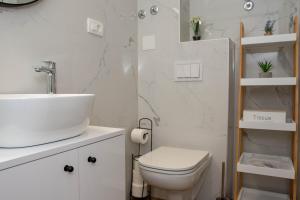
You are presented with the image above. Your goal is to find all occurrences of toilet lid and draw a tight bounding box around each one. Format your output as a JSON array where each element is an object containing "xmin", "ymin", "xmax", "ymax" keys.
[{"xmin": 138, "ymin": 146, "xmax": 209, "ymax": 171}]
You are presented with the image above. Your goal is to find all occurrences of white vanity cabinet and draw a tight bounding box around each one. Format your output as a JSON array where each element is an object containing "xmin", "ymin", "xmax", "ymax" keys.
[
  {"xmin": 0, "ymin": 126, "xmax": 125, "ymax": 200},
  {"xmin": 0, "ymin": 149, "xmax": 79, "ymax": 200},
  {"xmin": 79, "ymin": 136, "xmax": 125, "ymax": 200}
]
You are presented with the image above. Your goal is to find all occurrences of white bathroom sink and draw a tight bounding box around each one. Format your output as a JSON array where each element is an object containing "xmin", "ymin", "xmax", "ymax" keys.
[{"xmin": 0, "ymin": 94, "xmax": 95, "ymax": 148}]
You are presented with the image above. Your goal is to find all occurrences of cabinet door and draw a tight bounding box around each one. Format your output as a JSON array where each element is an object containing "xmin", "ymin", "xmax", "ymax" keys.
[
  {"xmin": 79, "ymin": 135, "xmax": 125, "ymax": 200},
  {"xmin": 0, "ymin": 149, "xmax": 79, "ymax": 200}
]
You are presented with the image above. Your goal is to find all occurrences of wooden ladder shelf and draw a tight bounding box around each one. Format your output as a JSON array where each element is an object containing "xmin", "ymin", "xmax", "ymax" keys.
[{"xmin": 234, "ymin": 16, "xmax": 299, "ymax": 200}]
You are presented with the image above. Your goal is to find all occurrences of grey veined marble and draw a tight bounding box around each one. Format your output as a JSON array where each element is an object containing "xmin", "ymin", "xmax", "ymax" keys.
[
  {"xmin": 138, "ymin": 0, "xmax": 299, "ymax": 199},
  {"xmin": 0, "ymin": 0, "xmax": 138, "ymax": 198}
]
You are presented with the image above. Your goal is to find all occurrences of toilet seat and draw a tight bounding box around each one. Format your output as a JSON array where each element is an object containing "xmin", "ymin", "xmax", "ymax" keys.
[{"xmin": 138, "ymin": 146, "xmax": 209, "ymax": 175}]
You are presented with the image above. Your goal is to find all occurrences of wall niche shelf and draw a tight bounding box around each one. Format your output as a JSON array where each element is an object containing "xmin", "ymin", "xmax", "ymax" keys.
[
  {"xmin": 241, "ymin": 77, "xmax": 297, "ymax": 86},
  {"xmin": 242, "ymin": 33, "xmax": 296, "ymax": 52},
  {"xmin": 234, "ymin": 16, "xmax": 299, "ymax": 200},
  {"xmin": 238, "ymin": 187, "xmax": 290, "ymax": 200},
  {"xmin": 237, "ymin": 153, "xmax": 295, "ymax": 179},
  {"xmin": 239, "ymin": 120, "xmax": 296, "ymax": 131}
]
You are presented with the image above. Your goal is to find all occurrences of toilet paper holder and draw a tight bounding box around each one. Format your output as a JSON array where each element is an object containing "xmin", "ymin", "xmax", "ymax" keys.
[
  {"xmin": 130, "ymin": 118, "xmax": 153, "ymax": 200},
  {"xmin": 138, "ymin": 118, "xmax": 153, "ymax": 154}
]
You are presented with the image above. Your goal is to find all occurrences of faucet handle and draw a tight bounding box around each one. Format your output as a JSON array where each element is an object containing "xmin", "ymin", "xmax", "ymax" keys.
[
  {"xmin": 33, "ymin": 65, "xmax": 42, "ymax": 72},
  {"xmin": 43, "ymin": 61, "xmax": 56, "ymax": 68}
]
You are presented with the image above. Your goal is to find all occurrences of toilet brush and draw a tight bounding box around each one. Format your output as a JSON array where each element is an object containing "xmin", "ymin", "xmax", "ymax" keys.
[{"xmin": 216, "ymin": 162, "xmax": 231, "ymax": 200}]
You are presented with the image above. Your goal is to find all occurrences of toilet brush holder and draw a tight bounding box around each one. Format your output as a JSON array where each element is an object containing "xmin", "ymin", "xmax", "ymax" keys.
[{"xmin": 216, "ymin": 161, "xmax": 231, "ymax": 200}]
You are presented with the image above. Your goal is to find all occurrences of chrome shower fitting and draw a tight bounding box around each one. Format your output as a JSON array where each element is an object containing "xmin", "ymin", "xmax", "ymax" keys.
[
  {"xmin": 150, "ymin": 5, "xmax": 159, "ymax": 15},
  {"xmin": 138, "ymin": 9, "xmax": 146, "ymax": 19},
  {"xmin": 244, "ymin": 0, "xmax": 254, "ymax": 11}
]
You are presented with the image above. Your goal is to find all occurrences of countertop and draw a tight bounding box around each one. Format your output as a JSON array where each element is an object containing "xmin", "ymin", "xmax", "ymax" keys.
[{"xmin": 0, "ymin": 126, "xmax": 125, "ymax": 171}]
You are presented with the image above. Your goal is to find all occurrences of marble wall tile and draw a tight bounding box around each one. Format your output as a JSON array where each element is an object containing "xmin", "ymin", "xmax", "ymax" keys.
[
  {"xmin": 0, "ymin": 0, "xmax": 138, "ymax": 198},
  {"xmin": 138, "ymin": 1, "xmax": 234, "ymax": 199},
  {"xmin": 189, "ymin": 0, "xmax": 298, "ymax": 40},
  {"xmin": 138, "ymin": 0, "xmax": 299, "ymax": 198}
]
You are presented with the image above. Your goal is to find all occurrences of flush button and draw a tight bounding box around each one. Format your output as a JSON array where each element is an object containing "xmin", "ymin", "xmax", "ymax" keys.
[
  {"xmin": 190, "ymin": 63, "xmax": 200, "ymax": 78},
  {"xmin": 175, "ymin": 64, "xmax": 186, "ymax": 78},
  {"xmin": 183, "ymin": 64, "xmax": 191, "ymax": 78}
]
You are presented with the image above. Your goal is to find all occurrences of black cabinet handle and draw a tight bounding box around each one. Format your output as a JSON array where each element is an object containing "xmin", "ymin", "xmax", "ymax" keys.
[
  {"xmin": 64, "ymin": 165, "xmax": 74, "ymax": 173},
  {"xmin": 88, "ymin": 156, "xmax": 97, "ymax": 164}
]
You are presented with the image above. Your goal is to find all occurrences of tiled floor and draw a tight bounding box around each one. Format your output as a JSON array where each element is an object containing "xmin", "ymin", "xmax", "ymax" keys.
[{"xmin": 131, "ymin": 197, "xmax": 161, "ymax": 200}]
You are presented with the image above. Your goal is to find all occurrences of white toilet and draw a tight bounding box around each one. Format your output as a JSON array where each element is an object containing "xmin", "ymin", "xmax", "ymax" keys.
[{"xmin": 138, "ymin": 146, "xmax": 211, "ymax": 200}]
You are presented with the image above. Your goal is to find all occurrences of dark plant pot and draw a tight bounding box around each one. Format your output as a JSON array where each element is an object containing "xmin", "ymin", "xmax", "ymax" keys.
[{"xmin": 193, "ymin": 36, "xmax": 201, "ymax": 41}]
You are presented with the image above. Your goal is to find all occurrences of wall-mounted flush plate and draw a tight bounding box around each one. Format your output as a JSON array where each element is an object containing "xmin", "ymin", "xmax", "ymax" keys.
[
  {"xmin": 87, "ymin": 18, "xmax": 104, "ymax": 37},
  {"xmin": 174, "ymin": 60, "xmax": 203, "ymax": 82}
]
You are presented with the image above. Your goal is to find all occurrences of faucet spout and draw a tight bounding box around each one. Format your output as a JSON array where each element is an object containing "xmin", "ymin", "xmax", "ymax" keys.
[{"xmin": 34, "ymin": 61, "xmax": 57, "ymax": 94}]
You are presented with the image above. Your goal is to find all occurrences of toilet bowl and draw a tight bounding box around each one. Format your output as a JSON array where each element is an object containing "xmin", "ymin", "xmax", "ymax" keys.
[{"xmin": 138, "ymin": 146, "xmax": 211, "ymax": 200}]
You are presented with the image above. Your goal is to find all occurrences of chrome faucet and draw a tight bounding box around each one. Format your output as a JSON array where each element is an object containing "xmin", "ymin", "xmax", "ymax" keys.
[{"xmin": 34, "ymin": 61, "xmax": 56, "ymax": 94}]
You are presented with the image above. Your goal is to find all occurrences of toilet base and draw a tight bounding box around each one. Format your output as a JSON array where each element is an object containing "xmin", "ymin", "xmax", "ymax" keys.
[
  {"xmin": 151, "ymin": 162, "xmax": 210, "ymax": 200},
  {"xmin": 166, "ymin": 189, "xmax": 193, "ymax": 200}
]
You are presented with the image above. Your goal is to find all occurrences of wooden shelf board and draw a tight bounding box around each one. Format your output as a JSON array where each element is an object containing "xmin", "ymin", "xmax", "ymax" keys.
[
  {"xmin": 238, "ymin": 187, "xmax": 290, "ymax": 200},
  {"xmin": 239, "ymin": 120, "xmax": 296, "ymax": 131},
  {"xmin": 237, "ymin": 153, "xmax": 295, "ymax": 179},
  {"xmin": 241, "ymin": 77, "xmax": 297, "ymax": 86}
]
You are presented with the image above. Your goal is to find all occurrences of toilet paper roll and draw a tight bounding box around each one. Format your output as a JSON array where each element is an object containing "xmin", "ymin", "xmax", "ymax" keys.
[
  {"xmin": 132, "ymin": 183, "xmax": 148, "ymax": 198},
  {"xmin": 133, "ymin": 159, "xmax": 140, "ymax": 171},
  {"xmin": 133, "ymin": 170, "xmax": 144, "ymax": 185},
  {"xmin": 131, "ymin": 129, "xmax": 149, "ymax": 144}
]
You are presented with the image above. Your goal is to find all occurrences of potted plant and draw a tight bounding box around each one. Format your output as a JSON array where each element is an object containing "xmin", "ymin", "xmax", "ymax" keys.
[
  {"xmin": 191, "ymin": 16, "xmax": 202, "ymax": 41},
  {"xmin": 264, "ymin": 20, "xmax": 275, "ymax": 35},
  {"xmin": 258, "ymin": 60, "xmax": 273, "ymax": 78}
]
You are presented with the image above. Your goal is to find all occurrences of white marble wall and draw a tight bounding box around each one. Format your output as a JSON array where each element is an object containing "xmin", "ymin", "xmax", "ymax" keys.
[
  {"xmin": 189, "ymin": 0, "xmax": 297, "ymax": 40},
  {"xmin": 138, "ymin": 0, "xmax": 234, "ymax": 199},
  {"xmin": 0, "ymin": 0, "xmax": 138, "ymax": 198},
  {"xmin": 138, "ymin": 0, "xmax": 299, "ymax": 198}
]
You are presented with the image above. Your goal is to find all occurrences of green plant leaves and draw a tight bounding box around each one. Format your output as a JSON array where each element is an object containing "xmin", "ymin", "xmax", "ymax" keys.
[{"xmin": 258, "ymin": 60, "xmax": 272, "ymax": 73}]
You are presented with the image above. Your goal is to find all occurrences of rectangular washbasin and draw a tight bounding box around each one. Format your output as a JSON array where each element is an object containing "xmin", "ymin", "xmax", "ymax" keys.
[{"xmin": 0, "ymin": 94, "xmax": 95, "ymax": 148}]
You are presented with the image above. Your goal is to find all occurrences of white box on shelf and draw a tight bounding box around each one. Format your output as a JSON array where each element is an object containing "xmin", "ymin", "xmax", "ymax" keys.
[
  {"xmin": 239, "ymin": 120, "xmax": 296, "ymax": 131},
  {"xmin": 238, "ymin": 187, "xmax": 290, "ymax": 200},
  {"xmin": 237, "ymin": 153, "xmax": 295, "ymax": 179},
  {"xmin": 243, "ymin": 110, "xmax": 286, "ymax": 123}
]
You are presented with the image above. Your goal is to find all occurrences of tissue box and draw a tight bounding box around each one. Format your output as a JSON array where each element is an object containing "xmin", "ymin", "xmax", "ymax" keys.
[{"xmin": 243, "ymin": 110, "xmax": 286, "ymax": 123}]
